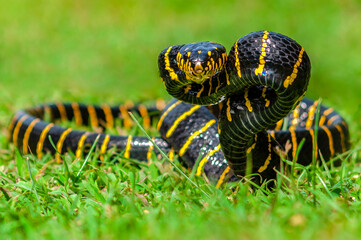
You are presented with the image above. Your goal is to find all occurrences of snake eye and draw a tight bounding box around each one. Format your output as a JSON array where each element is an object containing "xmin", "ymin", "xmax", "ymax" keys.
[{"xmin": 211, "ymin": 51, "xmax": 219, "ymax": 59}]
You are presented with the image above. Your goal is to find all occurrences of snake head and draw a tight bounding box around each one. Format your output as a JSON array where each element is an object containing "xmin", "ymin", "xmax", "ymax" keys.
[{"xmin": 176, "ymin": 42, "xmax": 227, "ymax": 84}]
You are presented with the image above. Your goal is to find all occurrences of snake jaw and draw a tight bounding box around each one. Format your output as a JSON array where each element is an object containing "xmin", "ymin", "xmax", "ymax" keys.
[
  {"xmin": 184, "ymin": 61, "xmax": 209, "ymax": 84},
  {"xmin": 182, "ymin": 58, "xmax": 227, "ymax": 84}
]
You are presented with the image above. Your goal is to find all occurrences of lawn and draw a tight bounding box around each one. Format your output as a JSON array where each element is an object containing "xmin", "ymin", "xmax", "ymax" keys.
[{"xmin": 1, "ymin": 0, "xmax": 361, "ymax": 239}]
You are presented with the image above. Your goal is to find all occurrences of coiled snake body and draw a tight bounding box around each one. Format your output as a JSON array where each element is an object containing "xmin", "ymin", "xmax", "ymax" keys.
[{"xmin": 8, "ymin": 31, "xmax": 350, "ymax": 186}]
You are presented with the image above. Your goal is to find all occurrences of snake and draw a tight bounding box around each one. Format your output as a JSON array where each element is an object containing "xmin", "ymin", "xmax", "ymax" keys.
[{"xmin": 8, "ymin": 30, "xmax": 350, "ymax": 187}]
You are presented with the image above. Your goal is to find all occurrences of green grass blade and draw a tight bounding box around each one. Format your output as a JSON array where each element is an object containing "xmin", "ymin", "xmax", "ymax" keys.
[
  {"xmin": 26, "ymin": 156, "xmax": 47, "ymax": 215},
  {"xmin": 76, "ymin": 134, "xmax": 100, "ymax": 178}
]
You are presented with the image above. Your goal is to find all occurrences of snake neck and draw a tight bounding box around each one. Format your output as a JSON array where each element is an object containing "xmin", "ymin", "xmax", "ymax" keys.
[{"xmin": 218, "ymin": 31, "xmax": 311, "ymax": 177}]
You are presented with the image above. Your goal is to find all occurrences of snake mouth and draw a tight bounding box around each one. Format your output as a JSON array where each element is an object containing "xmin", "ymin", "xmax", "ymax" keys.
[
  {"xmin": 194, "ymin": 63, "xmax": 203, "ymax": 74},
  {"xmin": 185, "ymin": 61, "xmax": 209, "ymax": 83},
  {"xmin": 180, "ymin": 59, "xmax": 226, "ymax": 84}
]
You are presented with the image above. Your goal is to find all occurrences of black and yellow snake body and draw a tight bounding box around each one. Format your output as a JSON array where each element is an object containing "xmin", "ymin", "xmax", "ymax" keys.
[{"xmin": 8, "ymin": 31, "xmax": 350, "ymax": 186}]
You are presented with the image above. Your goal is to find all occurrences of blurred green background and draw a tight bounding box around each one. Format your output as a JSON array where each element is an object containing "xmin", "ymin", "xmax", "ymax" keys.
[{"xmin": 0, "ymin": 0, "xmax": 360, "ymax": 138}]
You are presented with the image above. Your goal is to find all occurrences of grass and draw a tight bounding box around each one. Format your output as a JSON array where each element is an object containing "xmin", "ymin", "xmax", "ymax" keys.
[
  {"xmin": 1, "ymin": 0, "xmax": 361, "ymax": 239},
  {"xmin": 1, "ymin": 146, "xmax": 361, "ymax": 239}
]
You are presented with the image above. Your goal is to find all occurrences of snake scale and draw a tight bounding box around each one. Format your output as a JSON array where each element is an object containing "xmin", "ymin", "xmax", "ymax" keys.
[{"xmin": 8, "ymin": 31, "xmax": 350, "ymax": 187}]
